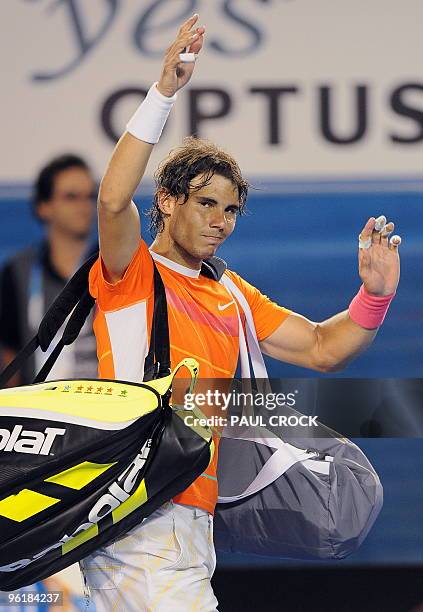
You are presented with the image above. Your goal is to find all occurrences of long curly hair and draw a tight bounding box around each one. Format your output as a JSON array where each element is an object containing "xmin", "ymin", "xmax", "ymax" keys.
[{"xmin": 146, "ymin": 137, "xmax": 249, "ymax": 236}]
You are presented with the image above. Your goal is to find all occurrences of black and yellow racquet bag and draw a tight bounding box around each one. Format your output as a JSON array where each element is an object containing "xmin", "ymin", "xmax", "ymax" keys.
[{"xmin": 0, "ymin": 255, "xmax": 213, "ymax": 591}]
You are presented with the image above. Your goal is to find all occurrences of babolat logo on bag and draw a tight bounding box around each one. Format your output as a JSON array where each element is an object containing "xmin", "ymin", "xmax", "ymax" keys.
[
  {"xmin": 0, "ymin": 358, "xmax": 212, "ymax": 591},
  {"xmin": 0, "ymin": 425, "xmax": 65, "ymax": 455},
  {"xmin": 0, "ymin": 437, "xmax": 153, "ymax": 572}
]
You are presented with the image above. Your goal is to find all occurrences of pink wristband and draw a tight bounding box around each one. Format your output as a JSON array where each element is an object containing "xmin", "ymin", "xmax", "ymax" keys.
[{"xmin": 348, "ymin": 285, "xmax": 395, "ymax": 329}]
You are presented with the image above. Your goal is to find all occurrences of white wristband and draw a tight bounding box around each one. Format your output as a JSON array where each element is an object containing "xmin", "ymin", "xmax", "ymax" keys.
[{"xmin": 126, "ymin": 82, "xmax": 177, "ymax": 144}]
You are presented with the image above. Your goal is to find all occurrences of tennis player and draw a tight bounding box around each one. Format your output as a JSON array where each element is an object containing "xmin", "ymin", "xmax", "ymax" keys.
[{"xmin": 80, "ymin": 13, "xmax": 401, "ymax": 611}]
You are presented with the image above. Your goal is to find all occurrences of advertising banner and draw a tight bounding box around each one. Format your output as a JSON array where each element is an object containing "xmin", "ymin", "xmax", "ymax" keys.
[{"xmin": 2, "ymin": 0, "xmax": 423, "ymax": 182}]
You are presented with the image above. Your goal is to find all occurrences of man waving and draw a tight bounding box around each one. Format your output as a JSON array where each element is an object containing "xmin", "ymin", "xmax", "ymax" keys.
[{"xmin": 81, "ymin": 14, "xmax": 401, "ymax": 611}]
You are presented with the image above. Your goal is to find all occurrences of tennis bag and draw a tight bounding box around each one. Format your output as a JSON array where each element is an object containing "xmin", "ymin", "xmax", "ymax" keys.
[
  {"xmin": 213, "ymin": 275, "xmax": 383, "ymax": 560},
  {"xmin": 214, "ymin": 400, "xmax": 383, "ymax": 560},
  {"xmin": 0, "ymin": 256, "xmax": 213, "ymax": 591}
]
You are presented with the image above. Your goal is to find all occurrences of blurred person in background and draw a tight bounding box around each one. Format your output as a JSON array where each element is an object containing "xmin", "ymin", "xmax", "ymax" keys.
[{"xmin": 0, "ymin": 153, "xmax": 98, "ymax": 385}]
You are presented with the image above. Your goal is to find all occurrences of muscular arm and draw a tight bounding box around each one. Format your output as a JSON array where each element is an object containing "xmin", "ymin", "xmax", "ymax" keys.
[
  {"xmin": 98, "ymin": 134, "xmax": 149, "ymax": 283},
  {"xmin": 261, "ymin": 216, "xmax": 401, "ymax": 373},
  {"xmin": 98, "ymin": 14, "xmax": 205, "ymax": 283},
  {"xmin": 260, "ymin": 311, "xmax": 376, "ymax": 373}
]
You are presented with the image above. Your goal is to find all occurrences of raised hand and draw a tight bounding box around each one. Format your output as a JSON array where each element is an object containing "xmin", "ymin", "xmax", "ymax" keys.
[
  {"xmin": 358, "ymin": 215, "xmax": 401, "ymax": 296},
  {"xmin": 157, "ymin": 14, "xmax": 205, "ymax": 98}
]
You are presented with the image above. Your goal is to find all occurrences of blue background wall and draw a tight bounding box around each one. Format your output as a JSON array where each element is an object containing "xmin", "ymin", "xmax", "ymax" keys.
[
  {"xmin": 215, "ymin": 186, "xmax": 422, "ymax": 379},
  {"xmin": 0, "ymin": 185, "xmax": 423, "ymax": 378},
  {"xmin": 3, "ymin": 183, "xmax": 421, "ymax": 377}
]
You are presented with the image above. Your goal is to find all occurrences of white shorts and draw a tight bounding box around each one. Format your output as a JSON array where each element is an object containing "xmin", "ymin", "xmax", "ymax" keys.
[{"xmin": 79, "ymin": 501, "xmax": 218, "ymax": 611}]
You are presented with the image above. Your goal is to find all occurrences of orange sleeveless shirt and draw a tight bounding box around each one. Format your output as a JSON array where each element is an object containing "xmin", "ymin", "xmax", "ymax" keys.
[{"xmin": 89, "ymin": 240, "xmax": 290, "ymax": 514}]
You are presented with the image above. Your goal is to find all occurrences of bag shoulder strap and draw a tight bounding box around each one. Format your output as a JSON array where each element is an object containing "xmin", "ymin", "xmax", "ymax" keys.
[
  {"xmin": 201, "ymin": 256, "xmax": 227, "ymax": 281},
  {"xmin": 143, "ymin": 254, "xmax": 227, "ymax": 379},
  {"xmin": 220, "ymin": 273, "xmax": 269, "ymax": 379},
  {"xmin": 0, "ymin": 251, "xmax": 171, "ymax": 387},
  {"xmin": 0, "ymin": 253, "xmax": 98, "ymax": 387},
  {"xmin": 143, "ymin": 263, "xmax": 170, "ymax": 381},
  {"xmin": 218, "ymin": 429, "xmax": 325, "ymax": 503}
]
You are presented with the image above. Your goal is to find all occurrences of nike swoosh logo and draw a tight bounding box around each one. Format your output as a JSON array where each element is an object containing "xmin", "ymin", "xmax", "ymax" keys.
[{"xmin": 218, "ymin": 301, "xmax": 235, "ymax": 311}]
